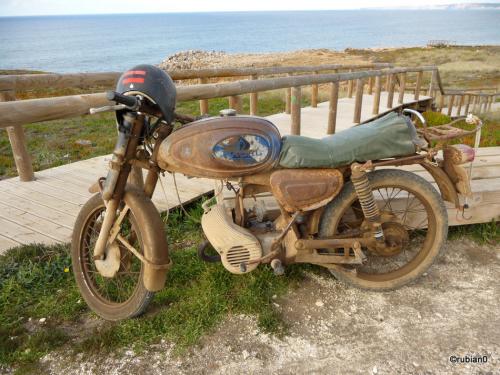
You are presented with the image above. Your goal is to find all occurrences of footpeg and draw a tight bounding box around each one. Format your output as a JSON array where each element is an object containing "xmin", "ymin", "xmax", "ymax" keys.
[{"xmin": 271, "ymin": 259, "xmax": 285, "ymax": 276}]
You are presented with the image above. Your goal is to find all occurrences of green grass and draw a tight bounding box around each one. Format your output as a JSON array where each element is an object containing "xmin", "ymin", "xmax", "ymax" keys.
[
  {"xmin": 420, "ymin": 111, "xmax": 500, "ymax": 147},
  {"xmin": 0, "ymin": 200, "xmax": 309, "ymax": 370},
  {"xmin": 449, "ymin": 221, "xmax": 499, "ymax": 244}
]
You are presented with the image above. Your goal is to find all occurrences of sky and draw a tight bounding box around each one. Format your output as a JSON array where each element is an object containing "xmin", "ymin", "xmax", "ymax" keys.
[{"xmin": 1, "ymin": 0, "xmax": 498, "ymax": 16}]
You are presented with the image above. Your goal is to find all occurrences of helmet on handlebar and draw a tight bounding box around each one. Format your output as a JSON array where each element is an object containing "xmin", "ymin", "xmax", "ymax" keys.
[{"xmin": 115, "ymin": 64, "xmax": 176, "ymax": 124}]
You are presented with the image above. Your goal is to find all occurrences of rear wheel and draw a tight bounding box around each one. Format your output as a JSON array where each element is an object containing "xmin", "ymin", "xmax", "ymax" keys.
[
  {"xmin": 71, "ymin": 194, "xmax": 154, "ymax": 320},
  {"xmin": 319, "ymin": 169, "xmax": 448, "ymax": 290}
]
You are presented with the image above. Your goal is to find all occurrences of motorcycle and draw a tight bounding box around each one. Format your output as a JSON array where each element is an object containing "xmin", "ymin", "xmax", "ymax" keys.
[{"xmin": 71, "ymin": 65, "xmax": 482, "ymax": 320}]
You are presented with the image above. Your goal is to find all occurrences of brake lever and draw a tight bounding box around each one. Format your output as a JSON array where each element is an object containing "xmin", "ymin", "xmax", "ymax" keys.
[{"xmin": 89, "ymin": 104, "xmax": 127, "ymax": 115}]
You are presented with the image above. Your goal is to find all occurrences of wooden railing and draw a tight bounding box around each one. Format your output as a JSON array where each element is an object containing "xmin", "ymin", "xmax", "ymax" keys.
[{"xmin": 0, "ymin": 64, "xmax": 497, "ymax": 182}]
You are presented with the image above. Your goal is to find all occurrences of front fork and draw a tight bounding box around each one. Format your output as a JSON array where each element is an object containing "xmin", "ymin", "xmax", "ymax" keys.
[{"xmin": 93, "ymin": 112, "xmax": 145, "ymax": 261}]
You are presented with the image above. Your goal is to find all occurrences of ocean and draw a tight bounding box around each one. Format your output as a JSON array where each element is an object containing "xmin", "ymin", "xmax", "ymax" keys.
[{"xmin": 0, "ymin": 10, "xmax": 499, "ymax": 73}]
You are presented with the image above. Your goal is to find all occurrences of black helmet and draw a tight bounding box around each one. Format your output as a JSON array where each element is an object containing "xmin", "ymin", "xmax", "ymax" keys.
[{"xmin": 116, "ymin": 64, "xmax": 176, "ymax": 124}]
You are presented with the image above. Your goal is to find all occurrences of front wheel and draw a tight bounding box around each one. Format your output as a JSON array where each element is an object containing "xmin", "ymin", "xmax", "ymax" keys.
[
  {"xmin": 319, "ymin": 169, "xmax": 448, "ymax": 290},
  {"xmin": 72, "ymin": 193, "xmax": 155, "ymax": 320}
]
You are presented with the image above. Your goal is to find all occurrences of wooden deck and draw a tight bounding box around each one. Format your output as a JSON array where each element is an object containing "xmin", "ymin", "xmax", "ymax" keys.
[{"xmin": 0, "ymin": 92, "xmax": 498, "ymax": 253}]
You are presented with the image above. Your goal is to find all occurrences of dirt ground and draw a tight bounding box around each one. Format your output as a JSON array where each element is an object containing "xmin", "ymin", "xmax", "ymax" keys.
[
  {"xmin": 158, "ymin": 46, "xmax": 500, "ymax": 88},
  {"xmin": 35, "ymin": 238, "xmax": 499, "ymax": 374}
]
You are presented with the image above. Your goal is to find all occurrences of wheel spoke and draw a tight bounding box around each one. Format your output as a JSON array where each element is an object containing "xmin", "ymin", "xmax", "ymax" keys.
[{"xmin": 78, "ymin": 207, "xmax": 144, "ymax": 305}]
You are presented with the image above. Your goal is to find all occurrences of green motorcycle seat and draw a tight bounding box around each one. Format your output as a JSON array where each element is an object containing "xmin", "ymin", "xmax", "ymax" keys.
[{"xmin": 278, "ymin": 112, "xmax": 422, "ymax": 169}]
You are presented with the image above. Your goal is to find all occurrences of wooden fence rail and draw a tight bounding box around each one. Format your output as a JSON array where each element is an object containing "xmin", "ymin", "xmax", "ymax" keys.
[{"xmin": 0, "ymin": 64, "xmax": 498, "ymax": 182}]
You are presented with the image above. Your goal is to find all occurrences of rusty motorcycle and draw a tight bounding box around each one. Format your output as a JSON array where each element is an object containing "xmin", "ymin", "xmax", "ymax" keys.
[{"xmin": 71, "ymin": 65, "xmax": 482, "ymax": 320}]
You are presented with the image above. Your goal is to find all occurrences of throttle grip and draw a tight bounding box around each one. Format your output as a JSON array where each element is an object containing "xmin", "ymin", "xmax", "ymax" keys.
[{"xmin": 106, "ymin": 91, "xmax": 138, "ymax": 108}]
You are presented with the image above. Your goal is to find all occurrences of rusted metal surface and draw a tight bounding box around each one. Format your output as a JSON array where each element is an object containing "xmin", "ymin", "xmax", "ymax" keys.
[
  {"xmin": 269, "ymin": 169, "xmax": 343, "ymax": 212},
  {"xmin": 157, "ymin": 116, "xmax": 281, "ymax": 178}
]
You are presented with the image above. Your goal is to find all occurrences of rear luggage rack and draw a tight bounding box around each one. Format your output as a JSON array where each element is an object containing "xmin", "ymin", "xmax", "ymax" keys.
[{"xmin": 417, "ymin": 118, "xmax": 479, "ymax": 142}]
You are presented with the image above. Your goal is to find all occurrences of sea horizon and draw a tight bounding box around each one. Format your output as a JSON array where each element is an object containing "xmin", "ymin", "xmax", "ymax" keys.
[{"xmin": 1, "ymin": 10, "xmax": 499, "ymax": 73}]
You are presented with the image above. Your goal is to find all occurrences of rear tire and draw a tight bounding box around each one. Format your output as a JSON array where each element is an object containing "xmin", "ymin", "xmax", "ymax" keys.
[{"xmin": 319, "ymin": 169, "xmax": 448, "ymax": 291}]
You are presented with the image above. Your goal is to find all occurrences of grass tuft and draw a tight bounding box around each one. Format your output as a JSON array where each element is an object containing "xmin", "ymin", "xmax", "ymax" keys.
[{"xmin": 0, "ymin": 201, "xmax": 308, "ymax": 368}]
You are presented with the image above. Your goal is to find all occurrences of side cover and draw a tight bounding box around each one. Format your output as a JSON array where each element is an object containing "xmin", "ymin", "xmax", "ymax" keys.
[
  {"xmin": 270, "ymin": 169, "xmax": 344, "ymax": 212},
  {"xmin": 157, "ymin": 116, "xmax": 281, "ymax": 178}
]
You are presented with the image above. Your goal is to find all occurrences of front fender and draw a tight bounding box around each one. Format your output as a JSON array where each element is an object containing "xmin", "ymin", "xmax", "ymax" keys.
[
  {"xmin": 124, "ymin": 188, "xmax": 170, "ymax": 292},
  {"xmin": 420, "ymin": 162, "xmax": 460, "ymax": 208}
]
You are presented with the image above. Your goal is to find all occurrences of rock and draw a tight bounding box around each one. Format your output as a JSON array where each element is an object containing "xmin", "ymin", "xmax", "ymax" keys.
[
  {"xmin": 39, "ymin": 317, "xmax": 46, "ymax": 324},
  {"xmin": 158, "ymin": 50, "xmax": 228, "ymax": 71},
  {"xmin": 125, "ymin": 350, "xmax": 134, "ymax": 356},
  {"xmin": 75, "ymin": 139, "xmax": 92, "ymax": 146},
  {"xmin": 315, "ymin": 300, "xmax": 324, "ymax": 307},
  {"xmin": 242, "ymin": 350, "xmax": 250, "ymax": 360},
  {"xmin": 372, "ymin": 365, "xmax": 378, "ymax": 374},
  {"xmin": 272, "ymin": 294, "xmax": 277, "ymax": 299}
]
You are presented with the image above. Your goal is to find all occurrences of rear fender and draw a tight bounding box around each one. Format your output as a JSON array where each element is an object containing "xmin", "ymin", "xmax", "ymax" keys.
[{"xmin": 420, "ymin": 162, "xmax": 460, "ymax": 208}]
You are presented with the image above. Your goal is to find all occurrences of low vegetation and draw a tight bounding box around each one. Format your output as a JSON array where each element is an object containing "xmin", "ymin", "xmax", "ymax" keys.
[
  {"xmin": 0, "ymin": 46, "xmax": 498, "ymax": 371},
  {"xmin": 0, "ymin": 201, "xmax": 312, "ymax": 371}
]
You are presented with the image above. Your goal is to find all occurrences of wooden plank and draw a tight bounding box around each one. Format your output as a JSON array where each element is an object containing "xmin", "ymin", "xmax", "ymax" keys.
[
  {"xmin": 0, "ymin": 202, "xmax": 72, "ymax": 242},
  {"xmin": 0, "ymin": 217, "xmax": 58, "ymax": 246},
  {"xmin": 1, "ymin": 179, "xmax": 86, "ymax": 206},
  {"xmin": 0, "ymin": 182, "xmax": 82, "ymax": 212},
  {"xmin": 0, "ymin": 234, "xmax": 20, "ymax": 250},
  {"xmin": 0, "ymin": 190, "xmax": 76, "ymax": 227}
]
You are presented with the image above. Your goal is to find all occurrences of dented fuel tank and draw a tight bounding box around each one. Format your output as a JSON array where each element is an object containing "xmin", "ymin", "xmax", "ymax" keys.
[{"xmin": 157, "ymin": 116, "xmax": 281, "ymax": 178}]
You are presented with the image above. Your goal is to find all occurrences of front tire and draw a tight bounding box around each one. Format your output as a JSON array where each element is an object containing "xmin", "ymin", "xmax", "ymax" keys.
[
  {"xmin": 72, "ymin": 193, "xmax": 154, "ymax": 320},
  {"xmin": 319, "ymin": 169, "xmax": 448, "ymax": 290}
]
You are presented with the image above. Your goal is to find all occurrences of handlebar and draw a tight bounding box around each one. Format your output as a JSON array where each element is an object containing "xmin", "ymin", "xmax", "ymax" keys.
[
  {"xmin": 106, "ymin": 91, "xmax": 139, "ymax": 109},
  {"xmin": 402, "ymin": 109, "xmax": 427, "ymax": 128}
]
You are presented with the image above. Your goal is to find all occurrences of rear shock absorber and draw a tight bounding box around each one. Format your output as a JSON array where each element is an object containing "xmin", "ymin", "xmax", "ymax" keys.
[{"xmin": 350, "ymin": 163, "xmax": 384, "ymax": 242}]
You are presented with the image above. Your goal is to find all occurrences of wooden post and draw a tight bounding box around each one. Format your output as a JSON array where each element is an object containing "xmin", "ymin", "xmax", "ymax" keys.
[
  {"xmin": 311, "ymin": 72, "xmax": 318, "ymax": 108},
  {"xmin": 249, "ymin": 75, "xmax": 258, "ymax": 115},
  {"xmin": 386, "ymin": 74, "xmax": 395, "ymax": 108},
  {"xmin": 368, "ymin": 76, "xmax": 373, "ymax": 95},
  {"xmin": 291, "ymin": 87, "xmax": 301, "ymax": 135},
  {"xmin": 1, "ymin": 90, "xmax": 35, "ymax": 182},
  {"xmin": 198, "ymin": 78, "xmax": 209, "ymax": 115},
  {"xmin": 487, "ymin": 95, "xmax": 494, "ymax": 112},
  {"xmin": 480, "ymin": 96, "xmax": 487, "ymax": 113},
  {"xmin": 472, "ymin": 95, "xmax": 479, "ymax": 113},
  {"xmin": 353, "ymin": 79, "xmax": 364, "ymax": 123},
  {"xmin": 456, "ymin": 95, "xmax": 464, "ymax": 116},
  {"xmin": 464, "ymin": 94, "xmax": 471, "ymax": 114},
  {"xmin": 285, "ymin": 89, "xmax": 291, "ymax": 114},
  {"xmin": 347, "ymin": 69, "xmax": 354, "ymax": 98},
  {"xmin": 372, "ymin": 76, "xmax": 381, "ymax": 115},
  {"xmin": 228, "ymin": 95, "xmax": 242, "ymax": 113},
  {"xmin": 384, "ymin": 75, "xmax": 390, "ymax": 92},
  {"xmin": 447, "ymin": 95, "xmax": 455, "ymax": 117},
  {"xmin": 398, "ymin": 73, "xmax": 406, "ymax": 104},
  {"xmin": 327, "ymin": 82, "xmax": 339, "ymax": 135},
  {"xmin": 414, "ymin": 71, "xmax": 423, "ymax": 100},
  {"xmin": 438, "ymin": 94, "xmax": 445, "ymax": 113},
  {"xmin": 428, "ymin": 70, "xmax": 437, "ymax": 97}
]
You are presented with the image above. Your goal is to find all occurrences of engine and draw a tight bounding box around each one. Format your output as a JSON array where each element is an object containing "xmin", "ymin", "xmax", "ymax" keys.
[{"xmin": 201, "ymin": 198, "xmax": 282, "ymax": 274}]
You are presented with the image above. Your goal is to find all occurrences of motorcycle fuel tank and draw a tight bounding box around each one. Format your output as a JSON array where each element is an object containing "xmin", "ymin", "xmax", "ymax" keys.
[{"xmin": 157, "ymin": 116, "xmax": 281, "ymax": 178}]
